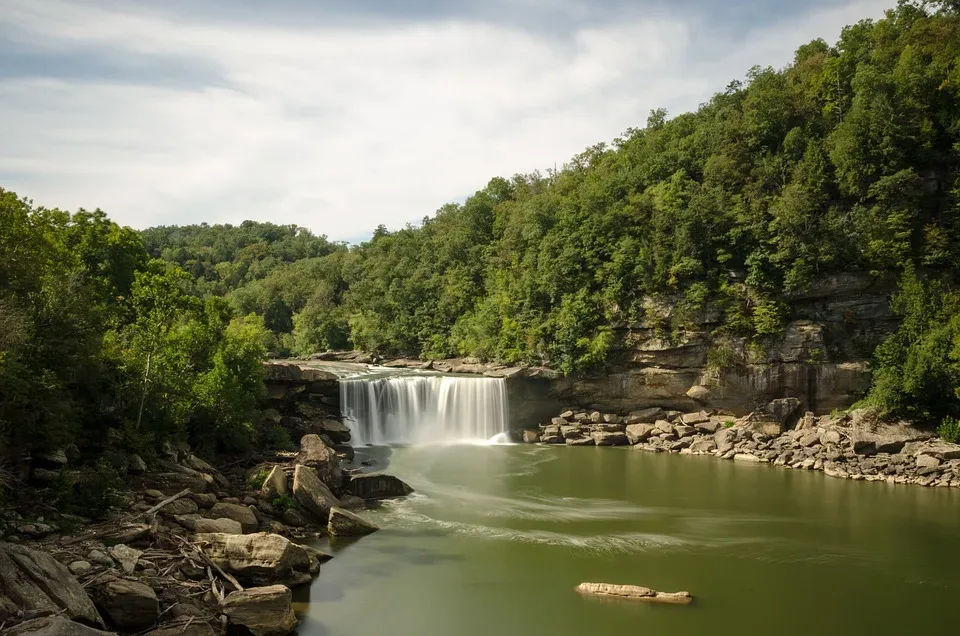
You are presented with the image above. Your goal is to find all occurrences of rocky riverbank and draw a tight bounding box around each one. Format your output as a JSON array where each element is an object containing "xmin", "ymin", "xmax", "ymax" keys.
[
  {"xmin": 0, "ymin": 426, "xmax": 412, "ymax": 635},
  {"xmin": 521, "ymin": 402, "xmax": 960, "ymax": 489}
]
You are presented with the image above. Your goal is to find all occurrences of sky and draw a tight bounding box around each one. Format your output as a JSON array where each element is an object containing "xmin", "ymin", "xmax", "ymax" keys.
[{"xmin": 0, "ymin": 0, "xmax": 893, "ymax": 244}]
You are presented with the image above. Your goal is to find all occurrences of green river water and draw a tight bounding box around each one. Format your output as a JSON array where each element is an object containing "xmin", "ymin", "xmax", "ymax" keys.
[{"xmin": 297, "ymin": 444, "xmax": 958, "ymax": 635}]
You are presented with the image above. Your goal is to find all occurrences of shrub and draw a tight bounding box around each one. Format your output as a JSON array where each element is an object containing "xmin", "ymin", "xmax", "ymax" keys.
[
  {"xmin": 938, "ymin": 417, "xmax": 960, "ymax": 444},
  {"xmin": 273, "ymin": 493, "xmax": 296, "ymax": 512}
]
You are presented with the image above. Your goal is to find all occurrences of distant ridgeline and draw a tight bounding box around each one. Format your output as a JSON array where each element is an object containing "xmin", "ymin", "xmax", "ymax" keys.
[{"xmin": 3, "ymin": 1, "xmax": 960, "ymax": 477}]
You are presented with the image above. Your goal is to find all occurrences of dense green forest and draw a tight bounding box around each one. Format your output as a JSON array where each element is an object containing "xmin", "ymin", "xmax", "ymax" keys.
[
  {"xmin": 143, "ymin": 2, "xmax": 960, "ymax": 425},
  {"xmin": 2, "ymin": 0, "xmax": 960, "ymax": 485}
]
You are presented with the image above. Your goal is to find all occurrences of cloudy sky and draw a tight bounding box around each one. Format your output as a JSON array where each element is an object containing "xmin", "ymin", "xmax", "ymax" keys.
[{"xmin": 0, "ymin": 0, "xmax": 892, "ymax": 243}]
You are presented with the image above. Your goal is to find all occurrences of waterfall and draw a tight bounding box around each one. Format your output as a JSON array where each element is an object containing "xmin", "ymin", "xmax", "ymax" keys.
[{"xmin": 339, "ymin": 373, "xmax": 509, "ymax": 445}]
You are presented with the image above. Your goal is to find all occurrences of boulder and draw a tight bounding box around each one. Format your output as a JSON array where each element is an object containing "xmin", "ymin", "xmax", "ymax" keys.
[
  {"xmin": 128, "ymin": 454, "xmax": 148, "ymax": 474},
  {"xmin": 188, "ymin": 492, "xmax": 218, "ymax": 509},
  {"xmin": 551, "ymin": 417, "xmax": 568, "ymax": 426},
  {"xmin": 328, "ymin": 507, "xmax": 379, "ymax": 537},
  {"xmin": 521, "ymin": 429, "xmax": 540, "ymax": 443},
  {"xmin": 210, "ymin": 503, "xmax": 259, "ymax": 534},
  {"xmin": 280, "ymin": 508, "xmax": 309, "ymax": 527},
  {"xmin": 673, "ymin": 425, "xmax": 697, "ymax": 438},
  {"xmin": 916, "ymin": 454, "xmax": 942, "ymax": 469},
  {"xmin": 766, "ymin": 398, "xmax": 801, "ymax": 425},
  {"xmin": 689, "ymin": 438, "xmax": 718, "ymax": 454},
  {"xmin": 820, "ymin": 429, "xmax": 842, "ymax": 445},
  {"xmin": 850, "ymin": 414, "xmax": 931, "ymax": 455},
  {"xmin": 566, "ymin": 436, "xmax": 596, "ymax": 446},
  {"xmin": 92, "ymin": 579, "xmax": 158, "ymax": 632},
  {"xmin": 714, "ymin": 427, "xmax": 739, "ymax": 454},
  {"xmin": 591, "ymin": 431, "xmax": 628, "ymax": 446},
  {"xmin": 194, "ymin": 532, "xmax": 315, "ymax": 587},
  {"xmin": 799, "ymin": 431, "xmax": 822, "ymax": 447},
  {"xmin": 679, "ymin": 411, "xmax": 710, "ymax": 426},
  {"xmin": 0, "ymin": 543, "xmax": 104, "ymax": 627},
  {"xmin": 86, "ymin": 550, "xmax": 113, "ymax": 567},
  {"xmin": 345, "ymin": 473, "xmax": 414, "ymax": 500},
  {"xmin": 195, "ymin": 518, "xmax": 244, "ymax": 535},
  {"xmin": 174, "ymin": 514, "xmax": 203, "ymax": 531},
  {"xmin": 560, "ymin": 424, "xmax": 583, "ymax": 439},
  {"xmin": 261, "ymin": 466, "xmax": 288, "ymax": 501},
  {"xmin": 107, "ymin": 544, "xmax": 142, "ymax": 574},
  {"xmin": 905, "ymin": 440, "xmax": 960, "ymax": 461},
  {"xmin": 625, "ymin": 423, "xmax": 655, "ymax": 445},
  {"xmin": 316, "ymin": 419, "xmax": 351, "ymax": 445},
  {"xmin": 696, "ymin": 418, "xmax": 722, "ymax": 435},
  {"xmin": 221, "ymin": 585, "xmax": 297, "ymax": 636},
  {"xmin": 734, "ymin": 453, "xmax": 763, "ymax": 463},
  {"xmin": 68, "ymin": 561, "xmax": 92, "ymax": 576},
  {"xmin": 292, "ymin": 465, "xmax": 341, "ymax": 523},
  {"xmin": 626, "ymin": 407, "xmax": 665, "ymax": 424},
  {"xmin": 6, "ymin": 617, "xmax": 112, "ymax": 636},
  {"xmin": 654, "ymin": 420, "xmax": 674, "ymax": 435},
  {"xmin": 297, "ymin": 434, "xmax": 342, "ymax": 487}
]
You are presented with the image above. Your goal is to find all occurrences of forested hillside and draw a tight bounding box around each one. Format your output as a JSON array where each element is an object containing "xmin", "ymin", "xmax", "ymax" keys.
[
  {"xmin": 3, "ymin": 0, "xmax": 960, "ymax": 485},
  {"xmin": 143, "ymin": 2, "xmax": 960, "ymax": 425}
]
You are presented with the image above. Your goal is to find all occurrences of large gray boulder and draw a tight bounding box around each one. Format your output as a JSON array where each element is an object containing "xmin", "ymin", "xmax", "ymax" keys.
[
  {"xmin": 92, "ymin": 579, "xmax": 159, "ymax": 632},
  {"xmin": 221, "ymin": 585, "xmax": 297, "ymax": 636},
  {"xmin": 194, "ymin": 532, "xmax": 317, "ymax": 587},
  {"xmin": 766, "ymin": 398, "xmax": 801, "ymax": 425},
  {"xmin": 345, "ymin": 473, "xmax": 414, "ymax": 500},
  {"xmin": 209, "ymin": 503, "xmax": 259, "ymax": 534},
  {"xmin": 714, "ymin": 426, "xmax": 739, "ymax": 453},
  {"xmin": 316, "ymin": 419, "xmax": 352, "ymax": 445},
  {"xmin": 849, "ymin": 410, "xmax": 931, "ymax": 455},
  {"xmin": 6, "ymin": 617, "xmax": 112, "ymax": 636},
  {"xmin": 297, "ymin": 434, "xmax": 342, "ymax": 487},
  {"xmin": 0, "ymin": 543, "xmax": 104, "ymax": 627},
  {"xmin": 328, "ymin": 507, "xmax": 379, "ymax": 537},
  {"xmin": 625, "ymin": 423, "xmax": 655, "ymax": 445},
  {"xmin": 591, "ymin": 431, "xmax": 628, "ymax": 446},
  {"xmin": 292, "ymin": 465, "xmax": 340, "ymax": 523}
]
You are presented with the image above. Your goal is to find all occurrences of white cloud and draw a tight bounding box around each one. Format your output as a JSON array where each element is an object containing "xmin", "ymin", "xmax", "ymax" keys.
[{"xmin": 0, "ymin": 0, "xmax": 891, "ymax": 241}]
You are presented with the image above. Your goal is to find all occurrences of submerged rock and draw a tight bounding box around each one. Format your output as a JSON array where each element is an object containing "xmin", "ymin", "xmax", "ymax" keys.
[
  {"xmin": 328, "ymin": 507, "xmax": 379, "ymax": 537},
  {"xmin": 221, "ymin": 585, "xmax": 298, "ymax": 636},
  {"xmin": 345, "ymin": 473, "xmax": 414, "ymax": 500}
]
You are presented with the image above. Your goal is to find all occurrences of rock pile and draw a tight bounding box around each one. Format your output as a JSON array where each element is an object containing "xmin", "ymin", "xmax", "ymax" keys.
[{"xmin": 523, "ymin": 405, "xmax": 960, "ymax": 488}]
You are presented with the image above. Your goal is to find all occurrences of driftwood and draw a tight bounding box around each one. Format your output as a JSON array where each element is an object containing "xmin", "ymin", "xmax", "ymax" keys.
[
  {"xmin": 575, "ymin": 582, "xmax": 693, "ymax": 604},
  {"xmin": 139, "ymin": 488, "xmax": 193, "ymax": 518}
]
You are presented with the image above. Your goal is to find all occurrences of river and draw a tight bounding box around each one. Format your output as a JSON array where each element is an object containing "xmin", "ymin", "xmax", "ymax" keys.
[{"xmin": 296, "ymin": 444, "xmax": 958, "ymax": 635}]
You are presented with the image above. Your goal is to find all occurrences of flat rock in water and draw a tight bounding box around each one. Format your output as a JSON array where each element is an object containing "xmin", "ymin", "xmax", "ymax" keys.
[
  {"xmin": 575, "ymin": 582, "xmax": 693, "ymax": 604},
  {"xmin": 328, "ymin": 507, "xmax": 379, "ymax": 537},
  {"xmin": 0, "ymin": 543, "xmax": 104, "ymax": 627},
  {"xmin": 345, "ymin": 473, "xmax": 414, "ymax": 500}
]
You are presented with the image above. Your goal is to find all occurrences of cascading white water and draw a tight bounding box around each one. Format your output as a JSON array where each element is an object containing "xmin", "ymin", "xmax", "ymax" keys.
[{"xmin": 340, "ymin": 373, "xmax": 509, "ymax": 445}]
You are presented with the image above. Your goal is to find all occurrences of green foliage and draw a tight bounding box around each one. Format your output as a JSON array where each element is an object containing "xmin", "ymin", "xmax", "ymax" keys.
[
  {"xmin": 127, "ymin": 1, "xmax": 953, "ymax": 375},
  {"xmin": 261, "ymin": 424, "xmax": 295, "ymax": 451},
  {"xmin": 272, "ymin": 493, "xmax": 296, "ymax": 512},
  {"xmin": 247, "ymin": 467, "xmax": 272, "ymax": 488},
  {"xmin": 723, "ymin": 420, "xmax": 736, "ymax": 428},
  {"xmin": 938, "ymin": 417, "xmax": 960, "ymax": 443},
  {"xmin": 863, "ymin": 265, "xmax": 960, "ymax": 424},
  {"xmin": 57, "ymin": 459, "xmax": 124, "ymax": 519}
]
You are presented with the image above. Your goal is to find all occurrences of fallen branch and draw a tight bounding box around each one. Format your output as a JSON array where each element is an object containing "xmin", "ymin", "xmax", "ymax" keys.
[
  {"xmin": 138, "ymin": 488, "xmax": 192, "ymax": 519},
  {"xmin": 575, "ymin": 582, "xmax": 693, "ymax": 605}
]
